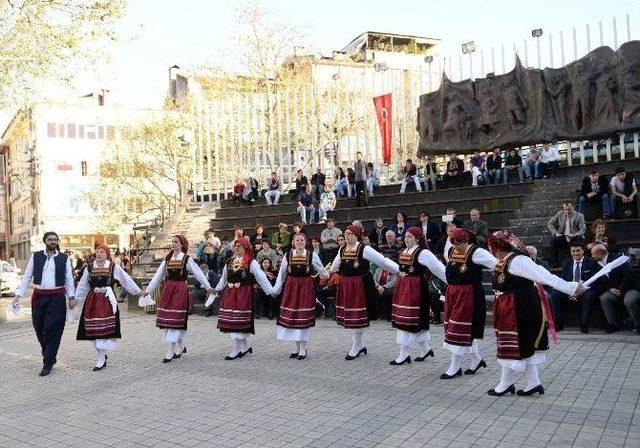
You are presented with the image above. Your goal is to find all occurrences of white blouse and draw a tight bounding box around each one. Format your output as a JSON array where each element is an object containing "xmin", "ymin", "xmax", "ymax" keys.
[
  {"xmin": 401, "ymin": 246, "xmax": 447, "ymax": 284},
  {"xmin": 507, "ymin": 254, "xmax": 578, "ymax": 296},
  {"xmin": 145, "ymin": 252, "xmax": 211, "ymax": 295},
  {"xmin": 214, "ymin": 258, "xmax": 274, "ymax": 295},
  {"xmin": 272, "ymin": 249, "xmax": 330, "ymax": 295},
  {"xmin": 75, "ymin": 260, "xmax": 142, "ymax": 300},
  {"xmin": 329, "ymin": 242, "xmax": 400, "ymax": 274}
]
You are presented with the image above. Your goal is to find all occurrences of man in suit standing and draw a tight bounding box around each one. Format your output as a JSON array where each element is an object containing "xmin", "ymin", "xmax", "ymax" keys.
[
  {"xmin": 547, "ymin": 200, "xmax": 586, "ymax": 267},
  {"xmin": 591, "ymin": 244, "xmax": 640, "ymax": 334},
  {"xmin": 549, "ymin": 239, "xmax": 603, "ymax": 333},
  {"xmin": 578, "ymin": 170, "xmax": 611, "ymax": 219}
]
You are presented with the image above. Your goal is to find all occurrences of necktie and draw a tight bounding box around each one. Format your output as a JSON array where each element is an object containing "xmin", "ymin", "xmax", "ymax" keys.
[
  {"xmin": 564, "ymin": 214, "xmax": 571, "ymax": 236},
  {"xmin": 573, "ymin": 261, "xmax": 581, "ymax": 282}
]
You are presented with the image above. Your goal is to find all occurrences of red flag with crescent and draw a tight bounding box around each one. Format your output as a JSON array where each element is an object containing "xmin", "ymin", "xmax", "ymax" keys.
[{"xmin": 373, "ymin": 93, "xmax": 392, "ymax": 165}]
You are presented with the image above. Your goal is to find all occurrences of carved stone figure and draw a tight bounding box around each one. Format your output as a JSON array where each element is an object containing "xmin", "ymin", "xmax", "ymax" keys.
[{"xmin": 619, "ymin": 41, "xmax": 640, "ymax": 130}]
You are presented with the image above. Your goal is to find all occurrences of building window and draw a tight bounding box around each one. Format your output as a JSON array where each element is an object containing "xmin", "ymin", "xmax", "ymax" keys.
[
  {"xmin": 78, "ymin": 124, "xmax": 85, "ymax": 138},
  {"xmin": 86, "ymin": 125, "xmax": 96, "ymax": 139},
  {"xmin": 106, "ymin": 126, "xmax": 115, "ymax": 140},
  {"xmin": 81, "ymin": 161, "xmax": 88, "ymax": 176},
  {"xmin": 47, "ymin": 122, "xmax": 56, "ymax": 138},
  {"xmin": 67, "ymin": 123, "xmax": 77, "ymax": 138},
  {"xmin": 57, "ymin": 123, "xmax": 65, "ymax": 138},
  {"xmin": 98, "ymin": 126, "xmax": 104, "ymax": 139}
]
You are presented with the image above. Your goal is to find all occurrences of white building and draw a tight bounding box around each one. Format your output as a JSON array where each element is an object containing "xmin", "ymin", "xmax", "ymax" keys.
[{"xmin": 0, "ymin": 93, "xmax": 164, "ymax": 264}]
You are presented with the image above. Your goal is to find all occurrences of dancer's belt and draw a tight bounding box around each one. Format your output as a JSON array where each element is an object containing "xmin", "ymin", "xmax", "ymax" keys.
[{"xmin": 227, "ymin": 282, "xmax": 242, "ymax": 289}]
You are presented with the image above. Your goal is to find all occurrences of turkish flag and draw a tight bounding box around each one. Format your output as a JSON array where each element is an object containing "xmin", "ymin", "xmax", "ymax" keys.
[{"xmin": 373, "ymin": 93, "xmax": 392, "ymax": 165}]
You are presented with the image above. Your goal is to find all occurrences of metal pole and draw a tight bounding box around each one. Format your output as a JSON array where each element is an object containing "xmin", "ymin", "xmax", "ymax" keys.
[{"xmin": 536, "ymin": 36, "xmax": 541, "ymax": 68}]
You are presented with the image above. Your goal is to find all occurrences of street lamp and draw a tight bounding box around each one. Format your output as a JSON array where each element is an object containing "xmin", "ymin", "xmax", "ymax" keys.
[
  {"xmin": 462, "ymin": 41, "xmax": 475, "ymax": 79},
  {"xmin": 532, "ymin": 28, "xmax": 543, "ymax": 68}
]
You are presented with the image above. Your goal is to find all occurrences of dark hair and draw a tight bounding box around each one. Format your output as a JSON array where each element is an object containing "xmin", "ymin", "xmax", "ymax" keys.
[
  {"xmin": 42, "ymin": 231, "xmax": 59, "ymax": 243},
  {"xmin": 406, "ymin": 158, "xmax": 412, "ymax": 163},
  {"xmin": 311, "ymin": 237, "xmax": 321, "ymax": 244},
  {"xmin": 395, "ymin": 212, "xmax": 408, "ymax": 224},
  {"xmin": 260, "ymin": 258, "xmax": 272, "ymax": 270},
  {"xmin": 367, "ymin": 162, "xmax": 373, "ymax": 168},
  {"xmin": 356, "ymin": 151, "xmax": 362, "ymax": 156},
  {"xmin": 569, "ymin": 237, "xmax": 585, "ymax": 248},
  {"xmin": 615, "ymin": 166, "xmax": 626, "ymax": 174},
  {"xmin": 562, "ymin": 200, "xmax": 574, "ymax": 206},
  {"xmin": 419, "ymin": 211, "xmax": 429, "ymax": 218},
  {"xmin": 588, "ymin": 169, "xmax": 598, "ymax": 176}
]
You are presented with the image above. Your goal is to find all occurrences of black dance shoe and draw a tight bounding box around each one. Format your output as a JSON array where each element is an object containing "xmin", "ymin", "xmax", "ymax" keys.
[
  {"xmin": 39, "ymin": 367, "xmax": 52, "ymax": 377},
  {"xmin": 389, "ymin": 356, "xmax": 411, "ymax": 365},
  {"xmin": 580, "ymin": 325, "xmax": 589, "ymax": 334},
  {"xmin": 415, "ymin": 350, "xmax": 434, "ymax": 362},
  {"xmin": 440, "ymin": 368, "xmax": 462, "ymax": 379},
  {"xmin": 224, "ymin": 352, "xmax": 242, "ymax": 360},
  {"xmin": 464, "ymin": 360, "xmax": 487, "ymax": 375},
  {"xmin": 297, "ymin": 351, "xmax": 307, "ymax": 360},
  {"xmin": 93, "ymin": 361, "xmax": 107, "ymax": 372},
  {"xmin": 173, "ymin": 347, "xmax": 187, "ymax": 359},
  {"xmin": 517, "ymin": 385, "xmax": 545, "ymax": 396},
  {"xmin": 162, "ymin": 357, "xmax": 173, "ymax": 363},
  {"xmin": 241, "ymin": 347, "xmax": 253, "ymax": 357},
  {"xmin": 345, "ymin": 347, "xmax": 367, "ymax": 361},
  {"xmin": 487, "ymin": 385, "xmax": 515, "ymax": 396},
  {"xmin": 289, "ymin": 353, "xmax": 299, "ymax": 359}
]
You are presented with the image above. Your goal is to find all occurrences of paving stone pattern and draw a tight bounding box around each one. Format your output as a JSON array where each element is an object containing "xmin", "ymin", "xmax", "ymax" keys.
[{"xmin": 0, "ymin": 315, "xmax": 638, "ymax": 448}]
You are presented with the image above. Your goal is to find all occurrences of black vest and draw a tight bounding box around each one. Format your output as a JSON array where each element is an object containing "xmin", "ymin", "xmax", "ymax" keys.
[
  {"xmin": 165, "ymin": 255, "xmax": 189, "ymax": 281},
  {"xmin": 226, "ymin": 258, "xmax": 255, "ymax": 285},
  {"xmin": 399, "ymin": 247, "xmax": 427, "ymax": 278},
  {"xmin": 339, "ymin": 244, "xmax": 370, "ymax": 277},
  {"xmin": 33, "ymin": 251, "xmax": 68, "ymax": 286},
  {"xmin": 445, "ymin": 245, "xmax": 483, "ymax": 285},
  {"xmin": 88, "ymin": 262, "xmax": 115, "ymax": 288},
  {"xmin": 491, "ymin": 252, "xmax": 533, "ymax": 293},
  {"xmin": 287, "ymin": 250, "xmax": 313, "ymax": 278}
]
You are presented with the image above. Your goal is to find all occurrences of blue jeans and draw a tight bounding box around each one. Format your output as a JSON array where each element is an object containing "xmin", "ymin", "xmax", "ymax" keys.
[
  {"xmin": 487, "ymin": 168, "xmax": 503, "ymax": 184},
  {"xmin": 523, "ymin": 161, "xmax": 540, "ymax": 179},
  {"xmin": 504, "ymin": 167, "xmax": 523, "ymax": 183},
  {"xmin": 335, "ymin": 179, "xmax": 349, "ymax": 197},
  {"xmin": 578, "ymin": 193, "xmax": 611, "ymax": 218}
]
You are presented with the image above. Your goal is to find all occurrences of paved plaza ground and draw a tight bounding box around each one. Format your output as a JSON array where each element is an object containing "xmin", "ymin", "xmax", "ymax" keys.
[{"xmin": 0, "ymin": 311, "xmax": 639, "ymax": 448}]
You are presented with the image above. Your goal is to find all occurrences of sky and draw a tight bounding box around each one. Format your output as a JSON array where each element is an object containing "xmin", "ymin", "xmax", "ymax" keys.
[{"xmin": 96, "ymin": 0, "xmax": 640, "ymax": 109}]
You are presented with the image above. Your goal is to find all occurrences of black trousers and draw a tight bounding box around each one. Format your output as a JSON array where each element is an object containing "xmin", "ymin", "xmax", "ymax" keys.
[
  {"xmin": 31, "ymin": 294, "xmax": 67, "ymax": 368},
  {"xmin": 551, "ymin": 236, "xmax": 571, "ymax": 266},
  {"xmin": 355, "ymin": 181, "xmax": 369, "ymax": 207}
]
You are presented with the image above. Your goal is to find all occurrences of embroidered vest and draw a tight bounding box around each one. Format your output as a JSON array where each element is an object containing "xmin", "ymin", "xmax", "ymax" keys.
[
  {"xmin": 445, "ymin": 245, "xmax": 483, "ymax": 285},
  {"xmin": 339, "ymin": 244, "xmax": 370, "ymax": 277},
  {"xmin": 287, "ymin": 250, "xmax": 313, "ymax": 278},
  {"xmin": 165, "ymin": 255, "xmax": 189, "ymax": 281},
  {"xmin": 88, "ymin": 262, "xmax": 115, "ymax": 288}
]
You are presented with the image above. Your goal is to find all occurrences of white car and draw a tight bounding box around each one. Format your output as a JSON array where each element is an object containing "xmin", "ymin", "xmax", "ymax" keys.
[{"xmin": 0, "ymin": 261, "xmax": 21, "ymax": 296}]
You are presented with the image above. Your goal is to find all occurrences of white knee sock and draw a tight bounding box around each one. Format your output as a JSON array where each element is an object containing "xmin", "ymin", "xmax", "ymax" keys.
[
  {"xmin": 229, "ymin": 339, "xmax": 241, "ymax": 357},
  {"xmin": 394, "ymin": 345, "xmax": 410, "ymax": 363},
  {"xmin": 417, "ymin": 341, "xmax": 431, "ymax": 357},
  {"xmin": 445, "ymin": 353, "xmax": 463, "ymax": 375},
  {"xmin": 348, "ymin": 329, "xmax": 365, "ymax": 356},
  {"xmin": 164, "ymin": 343, "xmax": 175, "ymax": 360},
  {"xmin": 524, "ymin": 363, "xmax": 541, "ymax": 391},
  {"xmin": 468, "ymin": 343, "xmax": 482, "ymax": 369},
  {"xmin": 92, "ymin": 340, "xmax": 98, "ymax": 352},
  {"xmin": 176, "ymin": 339, "xmax": 184, "ymax": 354},
  {"xmin": 294, "ymin": 341, "xmax": 301, "ymax": 354},
  {"xmin": 240, "ymin": 338, "xmax": 249, "ymax": 352},
  {"xmin": 96, "ymin": 350, "xmax": 106, "ymax": 367},
  {"xmin": 298, "ymin": 341, "xmax": 307, "ymax": 357},
  {"xmin": 494, "ymin": 364, "xmax": 515, "ymax": 393}
]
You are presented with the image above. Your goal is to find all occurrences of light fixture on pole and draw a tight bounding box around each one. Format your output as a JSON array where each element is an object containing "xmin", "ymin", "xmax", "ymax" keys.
[
  {"xmin": 461, "ymin": 41, "xmax": 475, "ymax": 79},
  {"xmin": 532, "ymin": 28, "xmax": 543, "ymax": 68}
]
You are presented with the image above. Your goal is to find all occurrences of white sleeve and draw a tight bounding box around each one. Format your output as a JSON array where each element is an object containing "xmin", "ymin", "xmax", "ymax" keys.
[
  {"xmin": 65, "ymin": 257, "xmax": 76, "ymax": 298},
  {"xmin": 471, "ymin": 247, "xmax": 499, "ymax": 270},
  {"xmin": 418, "ymin": 250, "xmax": 447, "ymax": 283},
  {"xmin": 443, "ymin": 238, "xmax": 452, "ymax": 263},
  {"xmin": 74, "ymin": 268, "xmax": 90, "ymax": 301},
  {"xmin": 214, "ymin": 265, "xmax": 228, "ymax": 292},
  {"xmin": 312, "ymin": 253, "xmax": 330, "ymax": 279},
  {"xmin": 329, "ymin": 251, "xmax": 341, "ymax": 273},
  {"xmin": 145, "ymin": 260, "xmax": 166, "ymax": 295},
  {"xmin": 113, "ymin": 265, "xmax": 142, "ymax": 296},
  {"xmin": 250, "ymin": 259, "xmax": 273, "ymax": 295},
  {"xmin": 186, "ymin": 257, "xmax": 211, "ymax": 290},
  {"xmin": 508, "ymin": 255, "xmax": 578, "ymax": 295},
  {"xmin": 16, "ymin": 254, "xmax": 34, "ymax": 297},
  {"xmin": 272, "ymin": 256, "xmax": 288, "ymax": 295},
  {"xmin": 363, "ymin": 245, "xmax": 400, "ymax": 274}
]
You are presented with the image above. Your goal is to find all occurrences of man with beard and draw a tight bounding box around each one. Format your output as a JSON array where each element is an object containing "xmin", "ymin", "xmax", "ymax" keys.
[{"xmin": 13, "ymin": 231, "xmax": 76, "ymax": 376}]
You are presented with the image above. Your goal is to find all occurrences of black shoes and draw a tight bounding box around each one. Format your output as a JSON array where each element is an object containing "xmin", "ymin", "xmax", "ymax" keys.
[
  {"xmin": 289, "ymin": 353, "xmax": 299, "ymax": 359},
  {"xmin": 440, "ymin": 368, "xmax": 462, "ymax": 379},
  {"xmin": 241, "ymin": 347, "xmax": 253, "ymax": 357},
  {"xmin": 390, "ymin": 356, "xmax": 411, "ymax": 365},
  {"xmin": 517, "ymin": 385, "xmax": 545, "ymax": 396},
  {"xmin": 39, "ymin": 366, "xmax": 52, "ymax": 377},
  {"xmin": 606, "ymin": 323, "xmax": 620, "ymax": 333},
  {"xmin": 464, "ymin": 360, "xmax": 487, "ymax": 375},
  {"xmin": 93, "ymin": 361, "xmax": 107, "ymax": 372},
  {"xmin": 487, "ymin": 385, "xmax": 515, "ymax": 396},
  {"xmin": 162, "ymin": 357, "xmax": 172, "ymax": 363},
  {"xmin": 415, "ymin": 350, "xmax": 434, "ymax": 362},
  {"xmin": 224, "ymin": 352, "xmax": 242, "ymax": 360},
  {"xmin": 298, "ymin": 352, "xmax": 307, "ymax": 360},
  {"xmin": 555, "ymin": 323, "xmax": 564, "ymax": 331},
  {"xmin": 173, "ymin": 347, "xmax": 187, "ymax": 359},
  {"xmin": 345, "ymin": 347, "xmax": 367, "ymax": 361},
  {"xmin": 580, "ymin": 325, "xmax": 589, "ymax": 334}
]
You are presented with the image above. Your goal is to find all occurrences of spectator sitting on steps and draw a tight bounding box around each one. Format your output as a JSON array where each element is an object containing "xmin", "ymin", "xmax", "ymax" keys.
[
  {"xmin": 232, "ymin": 178, "xmax": 245, "ymax": 206},
  {"xmin": 579, "ymin": 169, "xmax": 611, "ymax": 220},
  {"xmin": 400, "ymin": 158, "xmax": 422, "ymax": 193},
  {"xmin": 504, "ymin": 148, "xmax": 523, "ymax": 183},
  {"xmin": 366, "ymin": 162, "xmax": 381, "ymax": 196},
  {"xmin": 463, "ymin": 209, "xmax": 489, "ymax": 246},
  {"xmin": 609, "ymin": 166, "xmax": 638, "ymax": 219},
  {"xmin": 297, "ymin": 183, "xmax": 316, "ymax": 224},
  {"xmin": 310, "ymin": 168, "xmax": 326, "ymax": 201},
  {"xmin": 547, "ymin": 200, "xmax": 586, "ymax": 267},
  {"xmin": 470, "ymin": 150, "xmax": 489, "ymax": 187},
  {"xmin": 585, "ymin": 219, "xmax": 617, "ymax": 252},
  {"xmin": 539, "ymin": 143, "xmax": 560, "ymax": 178},
  {"xmin": 486, "ymin": 148, "xmax": 503, "ymax": 185},
  {"xmin": 293, "ymin": 169, "xmax": 308, "ymax": 199},
  {"xmin": 318, "ymin": 182, "xmax": 336, "ymax": 223},
  {"xmin": 264, "ymin": 172, "xmax": 282, "ymax": 205}
]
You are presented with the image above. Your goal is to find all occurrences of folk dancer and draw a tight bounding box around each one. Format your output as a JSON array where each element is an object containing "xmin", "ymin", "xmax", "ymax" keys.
[
  {"xmin": 390, "ymin": 227, "xmax": 447, "ymax": 365},
  {"xmin": 272, "ymin": 233, "xmax": 329, "ymax": 359},
  {"xmin": 75, "ymin": 244, "xmax": 143, "ymax": 371},
  {"xmin": 486, "ymin": 230, "xmax": 583, "ymax": 396},
  {"xmin": 13, "ymin": 231, "xmax": 76, "ymax": 376},
  {"xmin": 441, "ymin": 228, "xmax": 498, "ymax": 379},
  {"xmin": 329, "ymin": 225, "xmax": 399, "ymax": 360},
  {"xmin": 142, "ymin": 235, "xmax": 214, "ymax": 363},
  {"xmin": 210, "ymin": 238, "xmax": 274, "ymax": 360}
]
